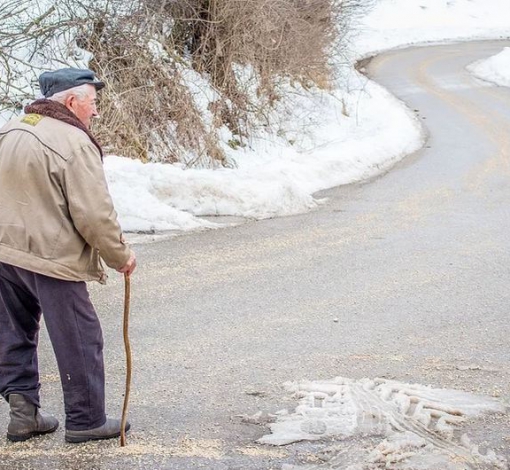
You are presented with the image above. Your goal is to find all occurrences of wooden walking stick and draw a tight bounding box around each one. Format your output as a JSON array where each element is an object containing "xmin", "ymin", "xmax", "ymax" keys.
[{"xmin": 120, "ymin": 273, "xmax": 132, "ymax": 447}]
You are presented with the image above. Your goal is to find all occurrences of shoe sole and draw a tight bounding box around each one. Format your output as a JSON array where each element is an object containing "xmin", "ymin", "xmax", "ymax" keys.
[
  {"xmin": 65, "ymin": 431, "xmax": 122, "ymax": 444},
  {"xmin": 7, "ymin": 423, "xmax": 59, "ymax": 442}
]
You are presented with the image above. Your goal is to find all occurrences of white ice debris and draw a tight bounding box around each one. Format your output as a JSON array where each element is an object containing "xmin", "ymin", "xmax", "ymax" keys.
[{"xmin": 258, "ymin": 376, "xmax": 508, "ymax": 470}]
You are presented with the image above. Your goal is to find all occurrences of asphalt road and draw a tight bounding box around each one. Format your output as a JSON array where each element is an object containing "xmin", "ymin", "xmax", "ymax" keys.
[{"xmin": 1, "ymin": 40, "xmax": 510, "ymax": 470}]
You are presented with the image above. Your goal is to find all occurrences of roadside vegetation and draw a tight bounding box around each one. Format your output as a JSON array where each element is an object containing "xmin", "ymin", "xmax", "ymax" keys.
[{"xmin": 0, "ymin": 0, "xmax": 363, "ymax": 166}]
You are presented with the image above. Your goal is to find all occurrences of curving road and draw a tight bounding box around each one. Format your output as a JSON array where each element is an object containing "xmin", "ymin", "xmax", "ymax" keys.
[{"xmin": 1, "ymin": 41, "xmax": 510, "ymax": 469}]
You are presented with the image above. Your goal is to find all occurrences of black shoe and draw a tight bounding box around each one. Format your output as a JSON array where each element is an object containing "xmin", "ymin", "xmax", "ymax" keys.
[
  {"xmin": 7, "ymin": 394, "xmax": 59, "ymax": 442},
  {"xmin": 65, "ymin": 418, "xmax": 130, "ymax": 443}
]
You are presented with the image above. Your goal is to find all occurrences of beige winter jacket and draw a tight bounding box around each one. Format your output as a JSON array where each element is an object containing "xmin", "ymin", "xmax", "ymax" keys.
[{"xmin": 0, "ymin": 113, "xmax": 130, "ymax": 283}]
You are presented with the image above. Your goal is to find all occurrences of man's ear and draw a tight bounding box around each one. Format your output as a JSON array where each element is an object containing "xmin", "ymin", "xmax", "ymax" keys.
[{"xmin": 65, "ymin": 94, "xmax": 76, "ymax": 112}]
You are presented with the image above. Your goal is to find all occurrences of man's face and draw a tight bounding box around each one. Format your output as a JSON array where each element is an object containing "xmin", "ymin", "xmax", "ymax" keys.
[{"xmin": 67, "ymin": 85, "xmax": 98, "ymax": 129}]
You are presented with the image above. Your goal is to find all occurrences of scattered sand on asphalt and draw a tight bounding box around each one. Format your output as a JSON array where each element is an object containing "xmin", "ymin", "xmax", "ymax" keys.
[
  {"xmin": 236, "ymin": 446, "xmax": 289, "ymax": 458},
  {"xmin": 0, "ymin": 436, "xmax": 224, "ymax": 459}
]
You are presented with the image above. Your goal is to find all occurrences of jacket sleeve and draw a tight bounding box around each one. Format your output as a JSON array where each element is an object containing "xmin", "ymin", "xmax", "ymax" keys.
[{"xmin": 62, "ymin": 143, "xmax": 131, "ymax": 270}]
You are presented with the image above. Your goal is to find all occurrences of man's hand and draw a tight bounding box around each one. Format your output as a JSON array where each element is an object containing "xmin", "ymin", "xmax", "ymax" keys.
[{"xmin": 117, "ymin": 250, "xmax": 137, "ymax": 276}]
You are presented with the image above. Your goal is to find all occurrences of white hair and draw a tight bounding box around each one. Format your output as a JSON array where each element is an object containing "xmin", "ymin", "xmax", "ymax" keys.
[{"xmin": 48, "ymin": 84, "xmax": 94, "ymax": 104}]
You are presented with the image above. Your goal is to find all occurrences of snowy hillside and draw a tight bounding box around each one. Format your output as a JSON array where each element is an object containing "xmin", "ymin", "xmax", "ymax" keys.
[{"xmin": 2, "ymin": 0, "xmax": 510, "ymax": 235}]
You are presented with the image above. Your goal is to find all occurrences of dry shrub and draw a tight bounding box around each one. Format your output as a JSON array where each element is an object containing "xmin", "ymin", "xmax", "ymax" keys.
[
  {"xmin": 167, "ymin": 0, "xmax": 341, "ymax": 86},
  {"xmin": 154, "ymin": 0, "xmax": 347, "ymax": 137},
  {"xmin": 77, "ymin": 8, "xmax": 226, "ymax": 165}
]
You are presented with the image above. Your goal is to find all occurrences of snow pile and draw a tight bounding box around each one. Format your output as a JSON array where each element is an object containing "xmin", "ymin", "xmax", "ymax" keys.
[
  {"xmin": 259, "ymin": 377, "xmax": 508, "ymax": 470},
  {"xmin": 467, "ymin": 47, "xmax": 510, "ymax": 87},
  {"xmin": 106, "ymin": 76, "xmax": 422, "ymax": 231}
]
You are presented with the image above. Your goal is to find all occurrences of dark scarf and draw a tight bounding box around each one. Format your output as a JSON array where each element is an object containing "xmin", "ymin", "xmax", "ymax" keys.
[{"xmin": 24, "ymin": 99, "xmax": 103, "ymax": 159}]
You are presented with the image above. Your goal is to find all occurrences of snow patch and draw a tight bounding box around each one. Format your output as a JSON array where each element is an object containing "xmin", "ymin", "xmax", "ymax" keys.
[{"xmin": 467, "ymin": 47, "xmax": 510, "ymax": 87}]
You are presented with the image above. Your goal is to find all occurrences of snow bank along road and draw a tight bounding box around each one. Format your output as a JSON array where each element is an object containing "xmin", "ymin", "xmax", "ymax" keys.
[{"xmin": 1, "ymin": 40, "xmax": 509, "ymax": 469}]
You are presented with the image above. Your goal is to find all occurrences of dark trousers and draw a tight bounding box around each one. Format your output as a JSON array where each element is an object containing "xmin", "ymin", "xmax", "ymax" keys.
[{"xmin": 0, "ymin": 262, "xmax": 106, "ymax": 431}]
